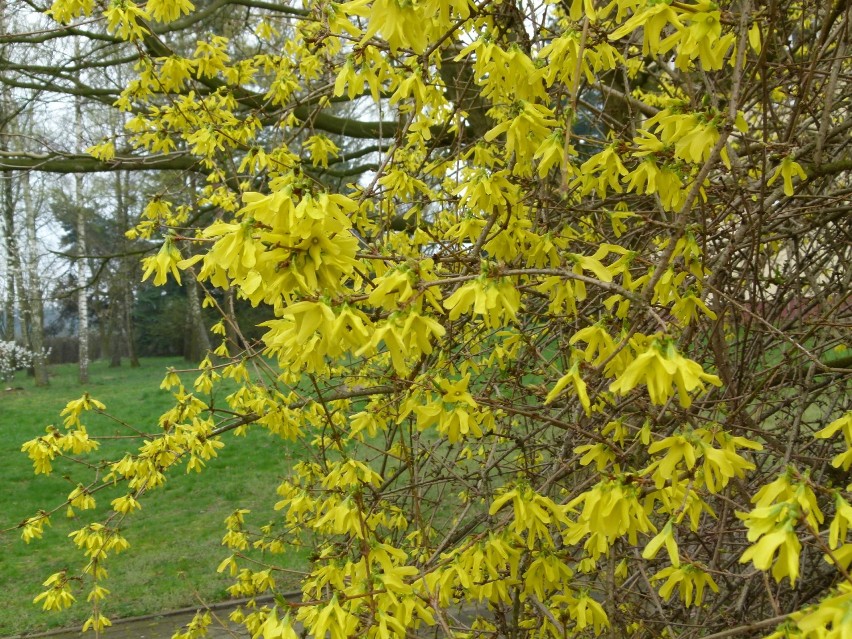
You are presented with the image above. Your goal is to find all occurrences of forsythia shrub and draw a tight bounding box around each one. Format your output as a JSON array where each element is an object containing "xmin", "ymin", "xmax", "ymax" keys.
[{"xmin": 16, "ymin": 0, "xmax": 852, "ymax": 638}]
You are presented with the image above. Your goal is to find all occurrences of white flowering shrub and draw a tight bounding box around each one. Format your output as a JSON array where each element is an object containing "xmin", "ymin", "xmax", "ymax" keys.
[{"xmin": 0, "ymin": 341, "xmax": 43, "ymax": 384}]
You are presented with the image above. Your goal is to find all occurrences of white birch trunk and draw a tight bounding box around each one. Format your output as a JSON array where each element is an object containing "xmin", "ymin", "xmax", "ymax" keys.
[
  {"xmin": 1, "ymin": 155, "xmax": 14, "ymax": 343},
  {"xmin": 75, "ymin": 90, "xmax": 89, "ymax": 384},
  {"xmin": 0, "ymin": 2, "xmax": 14, "ymax": 343}
]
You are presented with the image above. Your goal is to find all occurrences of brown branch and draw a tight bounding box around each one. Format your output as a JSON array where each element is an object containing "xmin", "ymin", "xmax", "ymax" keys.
[{"xmin": 0, "ymin": 151, "xmax": 200, "ymax": 173}]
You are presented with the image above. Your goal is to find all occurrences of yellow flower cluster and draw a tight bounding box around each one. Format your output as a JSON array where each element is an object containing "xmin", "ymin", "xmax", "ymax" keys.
[{"xmin": 610, "ymin": 337, "xmax": 722, "ymax": 407}]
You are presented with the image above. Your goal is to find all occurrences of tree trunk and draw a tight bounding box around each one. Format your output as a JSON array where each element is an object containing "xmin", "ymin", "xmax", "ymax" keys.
[
  {"xmin": 96, "ymin": 295, "xmax": 109, "ymax": 363},
  {"xmin": 1, "ymin": 80, "xmax": 14, "ymax": 343},
  {"xmin": 22, "ymin": 169, "xmax": 49, "ymax": 385},
  {"xmin": 1, "ymin": 90, "xmax": 28, "ymax": 351},
  {"xmin": 2, "ymin": 167, "xmax": 15, "ymax": 343},
  {"xmin": 1, "ymin": 145, "xmax": 48, "ymax": 386},
  {"xmin": 114, "ymin": 169, "xmax": 139, "ymax": 367},
  {"xmin": 13, "ymin": 249, "xmax": 28, "ymax": 348},
  {"xmin": 74, "ymin": 90, "xmax": 89, "ymax": 384},
  {"xmin": 184, "ymin": 173, "xmax": 210, "ymax": 363},
  {"xmin": 124, "ymin": 282, "xmax": 140, "ymax": 367},
  {"xmin": 184, "ymin": 266, "xmax": 210, "ymax": 362},
  {"xmin": 109, "ymin": 288, "xmax": 122, "ymax": 367}
]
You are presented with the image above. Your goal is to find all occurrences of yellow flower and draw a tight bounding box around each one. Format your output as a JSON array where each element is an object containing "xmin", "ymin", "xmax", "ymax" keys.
[
  {"xmin": 610, "ymin": 340, "xmax": 677, "ymax": 405},
  {"xmin": 147, "ymin": 0, "xmax": 195, "ymax": 23},
  {"xmin": 652, "ymin": 564, "xmax": 719, "ymax": 607},
  {"xmin": 439, "ymin": 374, "xmax": 476, "ymax": 407},
  {"xmin": 768, "ymin": 156, "xmax": 808, "ymax": 197},
  {"xmin": 642, "ymin": 520, "xmax": 680, "ymax": 566},
  {"xmin": 141, "ymin": 237, "xmax": 183, "ymax": 286},
  {"xmin": 610, "ymin": 338, "xmax": 721, "ymax": 407},
  {"xmin": 740, "ymin": 526, "xmax": 802, "ymax": 586},
  {"xmin": 104, "ymin": 2, "xmax": 150, "ymax": 40},
  {"xmin": 544, "ymin": 362, "xmax": 591, "ymax": 415}
]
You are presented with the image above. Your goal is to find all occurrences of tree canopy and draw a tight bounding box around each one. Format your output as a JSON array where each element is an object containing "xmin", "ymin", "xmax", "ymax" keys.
[{"xmin": 7, "ymin": 0, "xmax": 852, "ymax": 638}]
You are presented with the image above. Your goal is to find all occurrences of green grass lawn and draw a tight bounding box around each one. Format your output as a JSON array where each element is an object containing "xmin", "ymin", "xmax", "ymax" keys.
[{"xmin": 0, "ymin": 357, "xmax": 307, "ymax": 636}]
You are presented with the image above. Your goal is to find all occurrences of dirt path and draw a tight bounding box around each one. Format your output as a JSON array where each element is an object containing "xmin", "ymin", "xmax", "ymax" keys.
[
  {"xmin": 4, "ymin": 599, "xmax": 263, "ymax": 639},
  {"xmin": 5, "ymin": 597, "xmax": 486, "ymax": 639}
]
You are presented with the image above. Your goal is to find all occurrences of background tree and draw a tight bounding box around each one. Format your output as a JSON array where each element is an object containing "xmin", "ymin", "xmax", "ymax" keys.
[
  {"xmin": 0, "ymin": 82, "xmax": 50, "ymax": 382},
  {"xmin": 8, "ymin": 1, "xmax": 852, "ymax": 639}
]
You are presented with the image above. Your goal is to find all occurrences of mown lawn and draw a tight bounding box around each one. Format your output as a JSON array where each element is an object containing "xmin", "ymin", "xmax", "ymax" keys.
[{"xmin": 0, "ymin": 357, "xmax": 307, "ymax": 636}]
